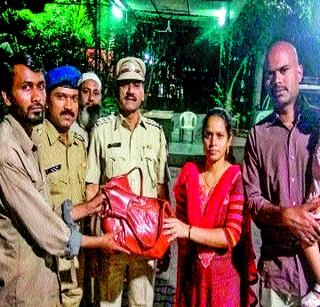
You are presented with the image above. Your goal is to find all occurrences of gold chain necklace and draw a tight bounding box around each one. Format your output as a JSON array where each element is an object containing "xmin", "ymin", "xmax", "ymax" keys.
[
  {"xmin": 201, "ymin": 162, "xmax": 230, "ymax": 190},
  {"xmin": 202, "ymin": 173, "xmax": 218, "ymax": 190}
]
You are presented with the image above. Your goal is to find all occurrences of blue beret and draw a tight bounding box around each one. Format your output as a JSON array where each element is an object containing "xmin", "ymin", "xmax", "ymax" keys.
[{"xmin": 46, "ymin": 65, "xmax": 81, "ymax": 91}]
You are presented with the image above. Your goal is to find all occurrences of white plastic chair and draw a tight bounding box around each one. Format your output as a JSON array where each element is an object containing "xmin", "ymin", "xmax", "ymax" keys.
[{"xmin": 179, "ymin": 111, "xmax": 197, "ymax": 143}]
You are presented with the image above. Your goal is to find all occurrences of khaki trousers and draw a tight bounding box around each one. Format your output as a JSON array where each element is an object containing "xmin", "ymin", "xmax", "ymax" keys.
[
  {"xmin": 97, "ymin": 253, "xmax": 155, "ymax": 307},
  {"xmin": 59, "ymin": 257, "xmax": 83, "ymax": 307}
]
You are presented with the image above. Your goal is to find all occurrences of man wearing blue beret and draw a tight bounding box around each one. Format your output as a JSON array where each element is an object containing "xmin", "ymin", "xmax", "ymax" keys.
[
  {"xmin": 33, "ymin": 65, "xmax": 124, "ymax": 306},
  {"xmin": 32, "ymin": 66, "xmax": 87, "ymax": 307},
  {"xmin": 33, "ymin": 65, "xmax": 89, "ymax": 307}
]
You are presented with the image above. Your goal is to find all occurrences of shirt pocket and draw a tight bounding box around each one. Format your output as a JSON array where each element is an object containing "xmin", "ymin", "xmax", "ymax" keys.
[
  {"xmin": 47, "ymin": 171, "xmax": 68, "ymax": 197},
  {"xmin": 106, "ymin": 148, "xmax": 126, "ymax": 178},
  {"xmin": 24, "ymin": 156, "xmax": 46, "ymax": 194},
  {"xmin": 143, "ymin": 147, "xmax": 157, "ymax": 188}
]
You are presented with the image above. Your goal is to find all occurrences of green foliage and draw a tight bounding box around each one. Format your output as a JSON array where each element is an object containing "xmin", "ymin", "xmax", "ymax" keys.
[
  {"xmin": 0, "ymin": 0, "xmax": 55, "ymax": 14},
  {"xmin": 230, "ymin": 0, "xmax": 316, "ymax": 54},
  {"xmin": 16, "ymin": 3, "xmax": 94, "ymax": 68},
  {"xmin": 0, "ymin": 1, "xmax": 96, "ymax": 120},
  {"xmin": 210, "ymin": 83, "xmax": 225, "ymax": 108},
  {"xmin": 0, "ymin": 2, "xmax": 94, "ymax": 68},
  {"xmin": 100, "ymin": 96, "xmax": 119, "ymax": 116}
]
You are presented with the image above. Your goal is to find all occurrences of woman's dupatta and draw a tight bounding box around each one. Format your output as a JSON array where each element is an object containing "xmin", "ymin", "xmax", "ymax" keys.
[
  {"xmin": 175, "ymin": 162, "xmax": 241, "ymax": 228},
  {"xmin": 173, "ymin": 162, "xmax": 258, "ymax": 307}
]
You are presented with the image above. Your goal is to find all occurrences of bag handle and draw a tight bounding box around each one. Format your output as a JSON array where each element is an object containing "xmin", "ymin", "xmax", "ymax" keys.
[{"xmin": 123, "ymin": 167, "xmax": 143, "ymax": 196}]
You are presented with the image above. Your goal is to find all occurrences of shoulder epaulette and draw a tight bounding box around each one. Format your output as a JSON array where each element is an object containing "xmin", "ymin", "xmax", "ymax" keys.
[
  {"xmin": 31, "ymin": 124, "xmax": 44, "ymax": 140},
  {"xmin": 93, "ymin": 115, "xmax": 115, "ymax": 128},
  {"xmin": 33, "ymin": 123, "xmax": 43, "ymax": 134},
  {"xmin": 144, "ymin": 117, "xmax": 162, "ymax": 129},
  {"xmin": 73, "ymin": 132, "xmax": 85, "ymax": 142}
]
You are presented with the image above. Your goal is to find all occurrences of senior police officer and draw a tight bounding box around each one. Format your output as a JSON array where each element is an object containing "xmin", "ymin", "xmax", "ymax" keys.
[
  {"xmin": 86, "ymin": 57, "xmax": 169, "ymax": 307},
  {"xmin": 72, "ymin": 72, "xmax": 102, "ymax": 148},
  {"xmin": 32, "ymin": 66, "xmax": 87, "ymax": 307},
  {"xmin": 0, "ymin": 53, "xmax": 129, "ymax": 307}
]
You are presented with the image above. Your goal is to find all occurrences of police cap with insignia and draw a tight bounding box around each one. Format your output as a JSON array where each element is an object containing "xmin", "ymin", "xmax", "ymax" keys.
[
  {"xmin": 46, "ymin": 65, "xmax": 81, "ymax": 92},
  {"xmin": 116, "ymin": 57, "xmax": 146, "ymax": 82}
]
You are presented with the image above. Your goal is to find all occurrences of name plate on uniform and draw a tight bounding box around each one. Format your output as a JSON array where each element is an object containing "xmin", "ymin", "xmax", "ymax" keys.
[
  {"xmin": 107, "ymin": 142, "xmax": 121, "ymax": 148},
  {"xmin": 45, "ymin": 164, "xmax": 61, "ymax": 175}
]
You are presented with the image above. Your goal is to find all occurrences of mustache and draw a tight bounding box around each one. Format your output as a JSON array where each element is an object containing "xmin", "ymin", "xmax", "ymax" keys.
[
  {"xmin": 28, "ymin": 103, "xmax": 44, "ymax": 111},
  {"xmin": 271, "ymin": 86, "xmax": 287, "ymax": 92},
  {"xmin": 125, "ymin": 94, "xmax": 137, "ymax": 101},
  {"xmin": 60, "ymin": 110, "xmax": 75, "ymax": 117}
]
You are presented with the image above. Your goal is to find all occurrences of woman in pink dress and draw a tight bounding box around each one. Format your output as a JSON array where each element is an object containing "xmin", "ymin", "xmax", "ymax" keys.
[{"xmin": 164, "ymin": 107, "xmax": 257, "ymax": 307}]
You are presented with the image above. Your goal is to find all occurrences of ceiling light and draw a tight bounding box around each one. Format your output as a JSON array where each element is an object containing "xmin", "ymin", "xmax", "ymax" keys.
[
  {"xmin": 112, "ymin": 4, "xmax": 123, "ymax": 19},
  {"xmin": 212, "ymin": 8, "xmax": 227, "ymax": 27}
]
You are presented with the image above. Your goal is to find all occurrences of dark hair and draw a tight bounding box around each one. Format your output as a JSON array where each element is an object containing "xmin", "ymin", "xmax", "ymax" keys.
[
  {"xmin": 202, "ymin": 107, "xmax": 233, "ymax": 139},
  {"xmin": 0, "ymin": 52, "xmax": 44, "ymax": 94}
]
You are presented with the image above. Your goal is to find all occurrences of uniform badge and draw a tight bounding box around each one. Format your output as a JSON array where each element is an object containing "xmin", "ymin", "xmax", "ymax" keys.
[
  {"xmin": 107, "ymin": 142, "xmax": 121, "ymax": 148},
  {"xmin": 45, "ymin": 164, "xmax": 61, "ymax": 175}
]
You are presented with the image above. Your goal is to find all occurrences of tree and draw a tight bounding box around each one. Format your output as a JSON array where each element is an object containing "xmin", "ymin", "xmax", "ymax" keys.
[
  {"xmin": 0, "ymin": 0, "xmax": 55, "ymax": 14},
  {"xmin": 0, "ymin": 1, "xmax": 95, "ymax": 119},
  {"xmin": 0, "ymin": 1, "xmax": 94, "ymax": 68}
]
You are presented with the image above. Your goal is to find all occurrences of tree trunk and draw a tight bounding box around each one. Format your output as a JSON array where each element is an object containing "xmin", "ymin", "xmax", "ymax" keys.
[{"xmin": 251, "ymin": 48, "xmax": 265, "ymax": 126}]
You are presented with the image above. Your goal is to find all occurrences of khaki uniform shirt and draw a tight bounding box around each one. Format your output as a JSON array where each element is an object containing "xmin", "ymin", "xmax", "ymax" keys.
[
  {"xmin": 0, "ymin": 115, "xmax": 73, "ymax": 306},
  {"xmin": 33, "ymin": 119, "xmax": 87, "ymax": 277},
  {"xmin": 86, "ymin": 113, "xmax": 168, "ymax": 198},
  {"xmin": 33, "ymin": 119, "xmax": 87, "ymax": 217},
  {"xmin": 71, "ymin": 121, "xmax": 89, "ymax": 149}
]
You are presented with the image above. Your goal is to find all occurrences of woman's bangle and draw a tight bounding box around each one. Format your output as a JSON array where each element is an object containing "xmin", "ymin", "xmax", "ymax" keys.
[{"xmin": 188, "ymin": 225, "xmax": 192, "ymax": 239}]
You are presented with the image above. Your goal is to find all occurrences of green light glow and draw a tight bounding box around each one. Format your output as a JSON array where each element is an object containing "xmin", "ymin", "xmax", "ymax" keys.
[
  {"xmin": 212, "ymin": 8, "xmax": 226, "ymax": 27},
  {"xmin": 114, "ymin": 0, "xmax": 125, "ymax": 10},
  {"xmin": 112, "ymin": 4, "xmax": 123, "ymax": 20}
]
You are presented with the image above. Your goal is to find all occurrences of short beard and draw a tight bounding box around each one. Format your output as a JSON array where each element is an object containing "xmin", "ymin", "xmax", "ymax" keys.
[
  {"xmin": 10, "ymin": 105, "xmax": 44, "ymax": 126},
  {"xmin": 29, "ymin": 112, "xmax": 45, "ymax": 125},
  {"xmin": 78, "ymin": 105, "xmax": 100, "ymax": 130}
]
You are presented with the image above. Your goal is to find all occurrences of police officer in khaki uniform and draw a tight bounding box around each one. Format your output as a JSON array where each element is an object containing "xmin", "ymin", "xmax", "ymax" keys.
[
  {"xmin": 86, "ymin": 57, "xmax": 168, "ymax": 307},
  {"xmin": 33, "ymin": 66, "xmax": 88, "ymax": 307}
]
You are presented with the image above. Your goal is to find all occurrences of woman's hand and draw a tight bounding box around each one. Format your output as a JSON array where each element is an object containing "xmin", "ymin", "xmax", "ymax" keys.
[{"xmin": 163, "ymin": 218, "xmax": 190, "ymax": 242}]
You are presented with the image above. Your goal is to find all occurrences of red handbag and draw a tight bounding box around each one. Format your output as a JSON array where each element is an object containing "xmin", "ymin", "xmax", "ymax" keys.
[{"xmin": 101, "ymin": 167, "xmax": 174, "ymax": 259}]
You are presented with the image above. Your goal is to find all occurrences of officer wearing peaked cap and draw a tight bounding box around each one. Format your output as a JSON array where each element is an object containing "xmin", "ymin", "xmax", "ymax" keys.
[{"xmin": 86, "ymin": 57, "xmax": 169, "ymax": 307}]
